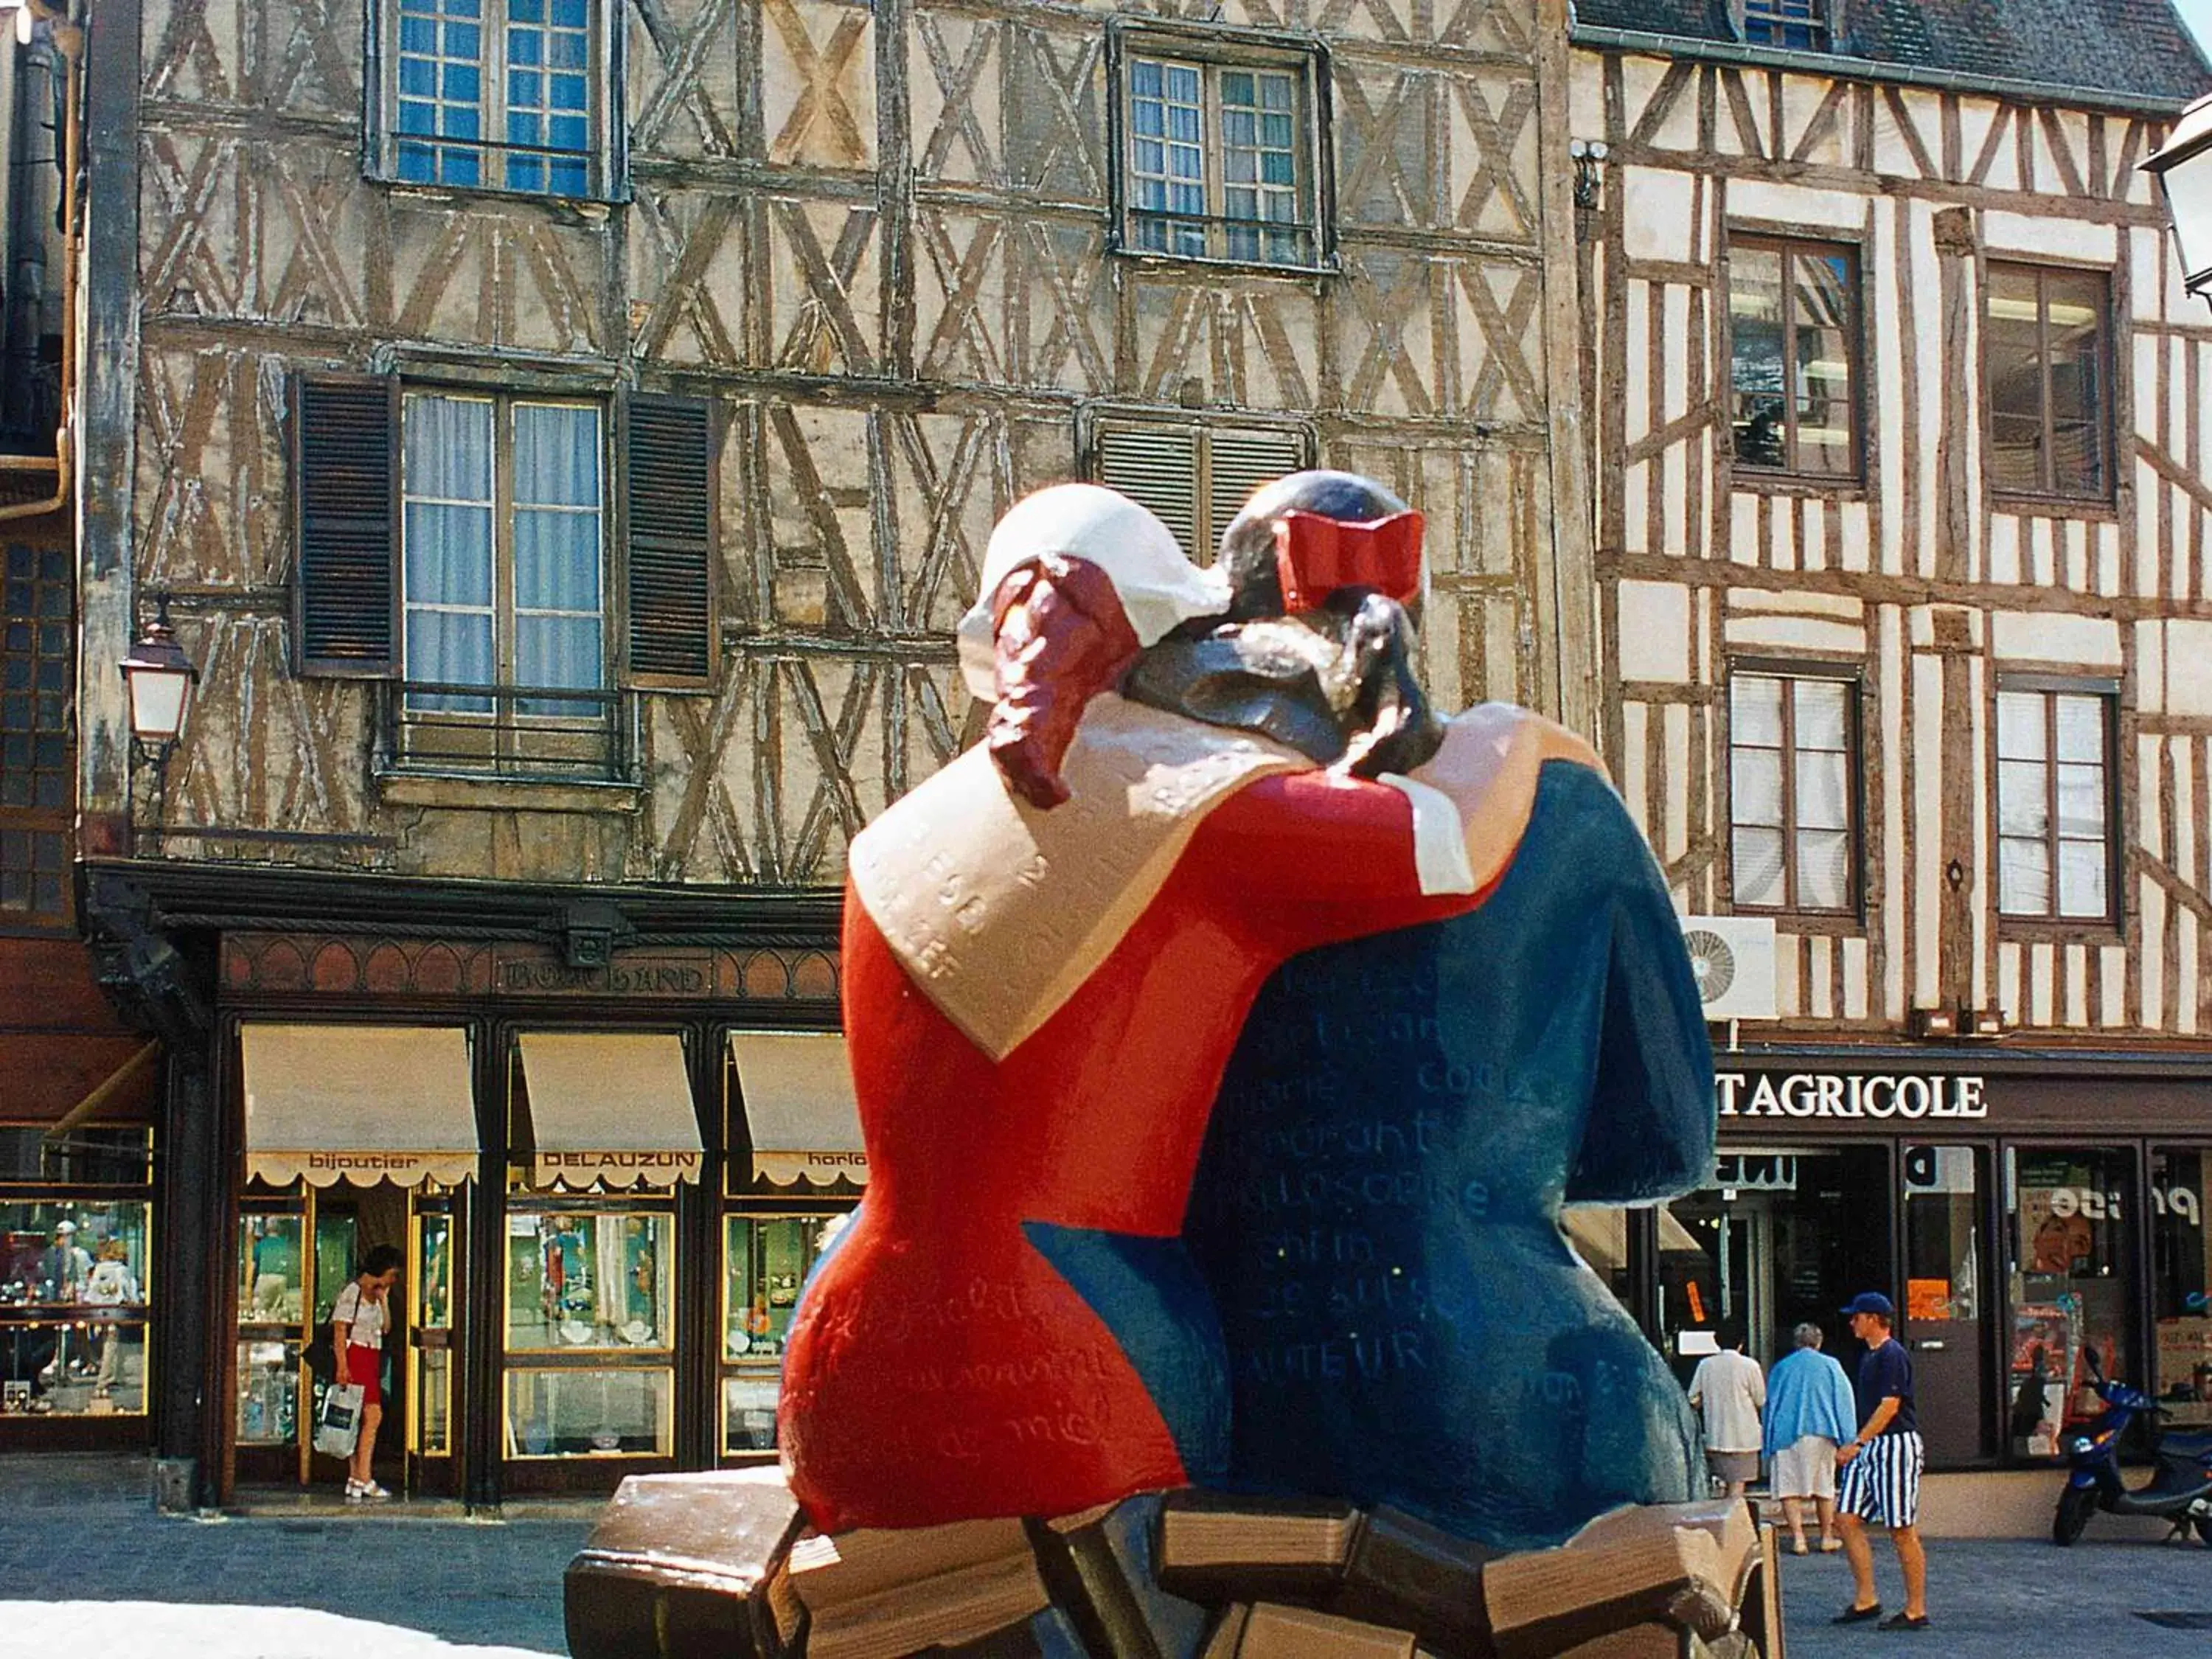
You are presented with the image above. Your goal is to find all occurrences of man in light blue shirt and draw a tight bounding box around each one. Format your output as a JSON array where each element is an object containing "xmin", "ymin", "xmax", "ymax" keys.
[{"xmin": 1763, "ymin": 1320, "xmax": 1860, "ymax": 1554}]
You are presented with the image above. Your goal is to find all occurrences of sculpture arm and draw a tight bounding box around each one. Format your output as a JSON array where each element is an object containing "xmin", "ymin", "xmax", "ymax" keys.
[{"xmin": 1561, "ymin": 775, "xmax": 1717, "ymax": 1205}]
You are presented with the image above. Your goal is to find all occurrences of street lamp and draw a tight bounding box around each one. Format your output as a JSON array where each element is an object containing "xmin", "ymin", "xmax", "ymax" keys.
[
  {"xmin": 119, "ymin": 595, "xmax": 196, "ymax": 754},
  {"xmin": 0, "ymin": 1, "xmax": 67, "ymax": 48},
  {"xmin": 2145, "ymin": 93, "xmax": 2212, "ymax": 312}
]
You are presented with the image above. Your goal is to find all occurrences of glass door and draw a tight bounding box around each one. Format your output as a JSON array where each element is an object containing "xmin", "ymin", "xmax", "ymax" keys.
[
  {"xmin": 234, "ymin": 1194, "xmax": 353, "ymax": 1487},
  {"xmin": 408, "ymin": 1192, "xmax": 462, "ymax": 1497},
  {"xmin": 2006, "ymin": 1145, "xmax": 2136, "ymax": 1457},
  {"xmin": 1903, "ymin": 1144, "xmax": 1991, "ymax": 1462}
]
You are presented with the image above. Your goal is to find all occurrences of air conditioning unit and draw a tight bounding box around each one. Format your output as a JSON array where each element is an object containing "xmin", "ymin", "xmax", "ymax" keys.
[{"xmin": 1678, "ymin": 916, "xmax": 1778, "ymax": 1022}]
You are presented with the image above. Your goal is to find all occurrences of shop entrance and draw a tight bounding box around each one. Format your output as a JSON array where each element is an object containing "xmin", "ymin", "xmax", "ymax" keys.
[
  {"xmin": 1660, "ymin": 1146, "xmax": 1892, "ymax": 1382},
  {"xmin": 234, "ymin": 1182, "xmax": 461, "ymax": 1498}
]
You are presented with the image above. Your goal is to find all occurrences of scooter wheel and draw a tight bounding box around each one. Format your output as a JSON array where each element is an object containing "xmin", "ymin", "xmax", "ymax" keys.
[{"xmin": 2053, "ymin": 1484, "xmax": 2096, "ymax": 1546}]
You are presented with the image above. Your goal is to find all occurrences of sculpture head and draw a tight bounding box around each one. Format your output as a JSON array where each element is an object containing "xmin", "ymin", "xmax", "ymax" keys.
[
  {"xmin": 960, "ymin": 484, "xmax": 1225, "ymax": 810},
  {"xmin": 1217, "ymin": 470, "xmax": 1424, "ymax": 623}
]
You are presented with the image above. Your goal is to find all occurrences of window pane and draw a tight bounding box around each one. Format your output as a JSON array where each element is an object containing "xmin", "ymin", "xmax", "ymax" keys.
[
  {"xmin": 2057, "ymin": 838, "xmax": 2109, "ymax": 919},
  {"xmin": 1730, "ymin": 673, "xmax": 1784, "ymax": 748},
  {"xmin": 1795, "ymin": 748, "xmax": 1849, "ymax": 832},
  {"xmin": 1, "ymin": 1200, "xmax": 153, "ymax": 1417},
  {"xmin": 405, "ymin": 610, "xmax": 494, "ymax": 700},
  {"xmin": 2000, "ymin": 833, "xmax": 2052, "ymax": 915},
  {"xmin": 1997, "ymin": 758, "xmax": 2050, "ymax": 838},
  {"xmin": 2054, "ymin": 694, "xmax": 2106, "ymax": 764},
  {"xmin": 1997, "ymin": 690, "xmax": 2047, "ymax": 761},
  {"xmin": 1795, "ymin": 828, "xmax": 1851, "ymax": 910},
  {"xmin": 512, "ymin": 404, "xmax": 600, "ymax": 507},
  {"xmin": 1791, "ymin": 251, "xmax": 1855, "ymax": 476},
  {"xmin": 506, "ymin": 1211, "xmax": 671, "ymax": 1352},
  {"xmin": 2045, "ymin": 272, "xmax": 2107, "ymax": 498},
  {"xmin": 512, "ymin": 512, "xmax": 602, "ymax": 613},
  {"xmin": 506, "ymin": 1366, "xmax": 671, "ymax": 1457},
  {"xmin": 2009, "ymin": 1147, "xmax": 2135, "ymax": 1455},
  {"xmin": 1732, "ymin": 825, "xmax": 1786, "ymax": 907},
  {"xmin": 2056, "ymin": 761, "xmax": 2106, "ymax": 840},
  {"xmin": 1730, "ymin": 247, "xmax": 1787, "ymax": 470},
  {"xmin": 404, "ymin": 394, "xmax": 493, "ymax": 499},
  {"xmin": 1792, "ymin": 678, "xmax": 1848, "ymax": 751},
  {"xmin": 403, "ymin": 504, "xmax": 495, "ymax": 607},
  {"xmin": 517, "ymin": 614, "xmax": 602, "ymax": 699},
  {"xmin": 1986, "ymin": 267, "xmax": 2048, "ymax": 493},
  {"xmin": 1731, "ymin": 746, "xmax": 1784, "ymax": 829},
  {"xmin": 241, "ymin": 1214, "xmax": 305, "ymax": 1322}
]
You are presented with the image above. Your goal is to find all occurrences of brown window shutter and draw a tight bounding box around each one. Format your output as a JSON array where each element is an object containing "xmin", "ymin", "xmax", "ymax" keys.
[
  {"xmin": 292, "ymin": 372, "xmax": 399, "ymax": 678},
  {"xmin": 1203, "ymin": 427, "xmax": 1312, "ymax": 552},
  {"xmin": 1095, "ymin": 421, "xmax": 1200, "ymax": 560},
  {"xmin": 623, "ymin": 394, "xmax": 718, "ymax": 689}
]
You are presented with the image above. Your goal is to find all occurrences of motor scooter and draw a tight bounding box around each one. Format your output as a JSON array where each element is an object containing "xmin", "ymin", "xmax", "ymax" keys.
[{"xmin": 2053, "ymin": 1346, "xmax": 2212, "ymax": 1545}]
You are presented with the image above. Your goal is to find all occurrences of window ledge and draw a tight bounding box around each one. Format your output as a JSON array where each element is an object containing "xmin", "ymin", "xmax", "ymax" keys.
[
  {"xmin": 1734, "ymin": 910, "xmax": 1868, "ymax": 939},
  {"xmin": 372, "ymin": 771, "xmax": 643, "ymax": 815},
  {"xmin": 370, "ymin": 176, "xmax": 627, "ymax": 219},
  {"xmin": 1996, "ymin": 916, "xmax": 2126, "ymax": 947},
  {"xmin": 1106, "ymin": 243, "xmax": 1338, "ymax": 282},
  {"xmin": 1989, "ymin": 492, "xmax": 2121, "ymax": 524},
  {"xmin": 1730, "ymin": 470, "xmax": 1868, "ymax": 502}
]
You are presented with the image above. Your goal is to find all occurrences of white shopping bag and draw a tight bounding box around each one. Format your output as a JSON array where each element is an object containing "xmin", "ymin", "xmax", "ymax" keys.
[{"xmin": 313, "ymin": 1383, "xmax": 364, "ymax": 1458}]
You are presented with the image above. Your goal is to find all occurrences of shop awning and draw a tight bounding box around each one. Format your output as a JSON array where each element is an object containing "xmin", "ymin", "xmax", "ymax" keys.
[
  {"xmin": 241, "ymin": 1023, "xmax": 479, "ymax": 1189},
  {"xmin": 1559, "ymin": 1205, "xmax": 1705, "ymax": 1276},
  {"xmin": 516, "ymin": 1032, "xmax": 703, "ymax": 1189},
  {"xmin": 728, "ymin": 1032, "xmax": 868, "ymax": 1187}
]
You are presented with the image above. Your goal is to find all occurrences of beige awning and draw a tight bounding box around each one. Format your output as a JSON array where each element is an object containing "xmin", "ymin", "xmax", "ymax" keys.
[
  {"xmin": 728, "ymin": 1032, "xmax": 868, "ymax": 1187},
  {"xmin": 241, "ymin": 1023, "xmax": 479, "ymax": 1189},
  {"xmin": 516, "ymin": 1032, "xmax": 703, "ymax": 1189},
  {"xmin": 1561, "ymin": 1205, "xmax": 1705, "ymax": 1275}
]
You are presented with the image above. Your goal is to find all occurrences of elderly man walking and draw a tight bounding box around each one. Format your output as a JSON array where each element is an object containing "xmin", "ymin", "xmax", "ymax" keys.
[
  {"xmin": 1764, "ymin": 1321, "xmax": 1858, "ymax": 1554},
  {"xmin": 1832, "ymin": 1291, "xmax": 1930, "ymax": 1632}
]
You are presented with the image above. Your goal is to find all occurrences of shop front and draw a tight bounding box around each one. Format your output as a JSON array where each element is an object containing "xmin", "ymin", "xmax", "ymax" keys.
[
  {"xmin": 1637, "ymin": 1051, "xmax": 2212, "ymax": 1471},
  {"xmin": 183, "ymin": 922, "xmax": 863, "ymax": 1511}
]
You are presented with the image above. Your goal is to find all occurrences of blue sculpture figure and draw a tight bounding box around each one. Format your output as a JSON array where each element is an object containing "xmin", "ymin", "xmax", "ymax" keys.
[{"xmin": 1185, "ymin": 756, "xmax": 1716, "ymax": 1551}]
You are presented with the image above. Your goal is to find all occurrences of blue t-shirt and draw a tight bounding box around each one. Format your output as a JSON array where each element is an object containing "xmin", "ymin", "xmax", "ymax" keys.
[{"xmin": 1855, "ymin": 1337, "xmax": 1917, "ymax": 1436}]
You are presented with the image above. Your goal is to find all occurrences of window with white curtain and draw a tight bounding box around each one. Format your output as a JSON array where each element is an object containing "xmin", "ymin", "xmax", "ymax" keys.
[
  {"xmin": 1997, "ymin": 684, "xmax": 2115, "ymax": 922},
  {"xmin": 1728, "ymin": 670, "xmax": 1858, "ymax": 914},
  {"xmin": 401, "ymin": 392, "xmax": 605, "ymax": 720}
]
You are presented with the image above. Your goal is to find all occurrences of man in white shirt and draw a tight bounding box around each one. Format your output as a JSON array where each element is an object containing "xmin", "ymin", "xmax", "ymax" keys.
[{"xmin": 1688, "ymin": 1320, "xmax": 1768, "ymax": 1498}]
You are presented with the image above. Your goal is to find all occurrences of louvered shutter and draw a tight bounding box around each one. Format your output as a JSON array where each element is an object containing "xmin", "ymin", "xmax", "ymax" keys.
[
  {"xmin": 1095, "ymin": 422, "xmax": 1200, "ymax": 560},
  {"xmin": 623, "ymin": 394, "xmax": 717, "ymax": 689},
  {"xmin": 292, "ymin": 373, "xmax": 398, "ymax": 678},
  {"xmin": 1204, "ymin": 428, "xmax": 1312, "ymax": 552}
]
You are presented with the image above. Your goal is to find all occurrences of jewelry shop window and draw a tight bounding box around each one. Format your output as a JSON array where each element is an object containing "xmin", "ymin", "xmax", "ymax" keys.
[
  {"xmin": 0, "ymin": 1127, "xmax": 153, "ymax": 1419},
  {"xmin": 721, "ymin": 1034, "xmax": 864, "ymax": 1458},
  {"xmin": 502, "ymin": 1032, "xmax": 700, "ymax": 1459}
]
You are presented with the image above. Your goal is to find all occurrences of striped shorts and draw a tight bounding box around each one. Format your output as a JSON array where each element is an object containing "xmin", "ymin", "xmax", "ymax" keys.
[{"xmin": 1835, "ymin": 1430, "xmax": 1924, "ymax": 1528}]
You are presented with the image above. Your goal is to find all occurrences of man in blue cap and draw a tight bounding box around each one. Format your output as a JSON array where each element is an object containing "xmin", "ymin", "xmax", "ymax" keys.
[{"xmin": 1832, "ymin": 1290, "xmax": 1930, "ymax": 1632}]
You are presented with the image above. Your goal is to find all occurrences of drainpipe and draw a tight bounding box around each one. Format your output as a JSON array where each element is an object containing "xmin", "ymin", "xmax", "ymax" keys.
[
  {"xmin": 4, "ymin": 21, "xmax": 54, "ymax": 442},
  {"xmin": 0, "ymin": 0, "xmax": 77, "ymax": 522}
]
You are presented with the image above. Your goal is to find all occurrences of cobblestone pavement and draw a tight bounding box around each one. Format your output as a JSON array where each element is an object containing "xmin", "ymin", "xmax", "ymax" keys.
[
  {"xmin": 1778, "ymin": 1531, "xmax": 2212, "ymax": 1657},
  {"xmin": 21, "ymin": 1453, "xmax": 2212, "ymax": 1655},
  {"xmin": 0, "ymin": 1453, "xmax": 590, "ymax": 1657}
]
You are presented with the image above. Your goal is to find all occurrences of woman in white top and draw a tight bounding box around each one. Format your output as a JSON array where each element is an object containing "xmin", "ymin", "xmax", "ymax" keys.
[
  {"xmin": 331, "ymin": 1244, "xmax": 402, "ymax": 1503},
  {"xmin": 1686, "ymin": 1319, "xmax": 1768, "ymax": 1499}
]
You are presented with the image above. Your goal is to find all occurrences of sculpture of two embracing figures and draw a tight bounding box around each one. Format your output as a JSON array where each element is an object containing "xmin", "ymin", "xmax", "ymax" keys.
[{"xmin": 566, "ymin": 476, "xmax": 1772, "ymax": 1659}]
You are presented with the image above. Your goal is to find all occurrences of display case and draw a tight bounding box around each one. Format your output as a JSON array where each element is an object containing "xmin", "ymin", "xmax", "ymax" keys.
[
  {"xmin": 502, "ymin": 1203, "xmax": 673, "ymax": 1458},
  {"xmin": 721, "ymin": 1211, "xmax": 846, "ymax": 1455},
  {"xmin": 0, "ymin": 1127, "xmax": 155, "ymax": 1424}
]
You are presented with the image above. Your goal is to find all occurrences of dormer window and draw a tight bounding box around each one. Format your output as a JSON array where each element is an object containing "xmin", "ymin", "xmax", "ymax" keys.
[{"xmin": 1742, "ymin": 0, "xmax": 1829, "ymax": 50}]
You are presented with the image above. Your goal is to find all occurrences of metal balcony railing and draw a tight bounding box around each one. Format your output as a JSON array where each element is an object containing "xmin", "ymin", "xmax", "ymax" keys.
[{"xmin": 378, "ymin": 681, "xmax": 633, "ymax": 784}]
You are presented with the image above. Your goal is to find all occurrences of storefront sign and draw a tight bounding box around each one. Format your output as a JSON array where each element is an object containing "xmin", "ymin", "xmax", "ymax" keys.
[
  {"xmin": 531, "ymin": 1150, "xmax": 703, "ymax": 1187},
  {"xmin": 1712, "ymin": 1152, "xmax": 1797, "ymax": 1192},
  {"xmin": 1717, "ymin": 1071, "xmax": 1986, "ymax": 1121}
]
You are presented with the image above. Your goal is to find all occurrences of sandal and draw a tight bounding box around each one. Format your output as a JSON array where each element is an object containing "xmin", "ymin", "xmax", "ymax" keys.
[
  {"xmin": 1821, "ymin": 1537, "xmax": 1844, "ymax": 1552},
  {"xmin": 1791, "ymin": 1538, "xmax": 1810, "ymax": 1556}
]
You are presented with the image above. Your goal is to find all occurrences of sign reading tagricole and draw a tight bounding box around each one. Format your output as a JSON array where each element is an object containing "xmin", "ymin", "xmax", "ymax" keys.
[{"xmin": 1717, "ymin": 1071, "xmax": 1988, "ymax": 1121}]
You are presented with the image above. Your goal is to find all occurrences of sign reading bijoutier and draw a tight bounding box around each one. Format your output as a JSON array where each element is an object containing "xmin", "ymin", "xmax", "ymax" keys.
[{"xmin": 1717, "ymin": 1071, "xmax": 1987, "ymax": 1122}]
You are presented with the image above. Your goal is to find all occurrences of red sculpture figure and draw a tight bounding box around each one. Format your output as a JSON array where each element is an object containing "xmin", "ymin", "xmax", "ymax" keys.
[{"xmin": 778, "ymin": 480, "xmax": 1603, "ymax": 1533}]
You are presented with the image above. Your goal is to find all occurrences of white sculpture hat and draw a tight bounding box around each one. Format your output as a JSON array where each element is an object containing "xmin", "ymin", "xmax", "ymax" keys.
[{"xmin": 956, "ymin": 483, "xmax": 1228, "ymax": 701}]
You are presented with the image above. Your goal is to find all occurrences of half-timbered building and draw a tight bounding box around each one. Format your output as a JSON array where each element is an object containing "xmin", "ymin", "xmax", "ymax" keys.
[
  {"xmin": 1571, "ymin": 0, "xmax": 2212, "ymax": 1474},
  {"xmin": 60, "ymin": 0, "xmax": 1598, "ymax": 1508}
]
